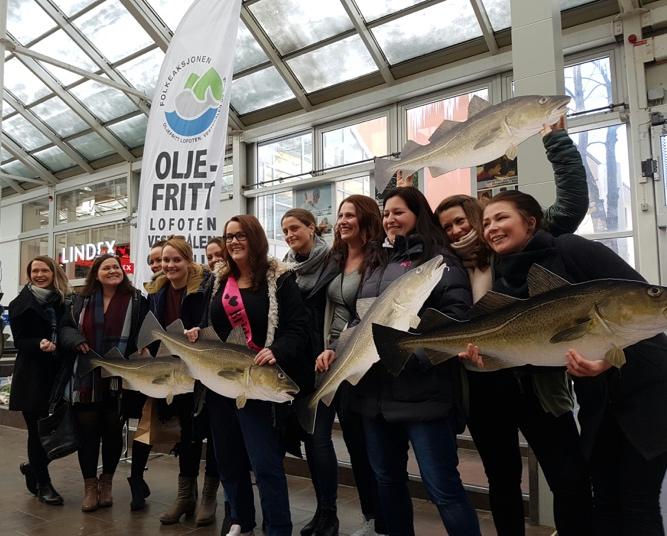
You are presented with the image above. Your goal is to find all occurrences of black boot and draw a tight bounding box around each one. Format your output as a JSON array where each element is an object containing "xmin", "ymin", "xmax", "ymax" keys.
[
  {"xmin": 127, "ymin": 476, "xmax": 151, "ymax": 511},
  {"xmin": 37, "ymin": 482, "xmax": 63, "ymax": 505},
  {"xmin": 314, "ymin": 508, "xmax": 338, "ymax": 536},
  {"xmin": 220, "ymin": 501, "xmax": 233, "ymax": 535},
  {"xmin": 19, "ymin": 463, "xmax": 38, "ymax": 495},
  {"xmin": 301, "ymin": 507, "xmax": 322, "ymax": 536}
]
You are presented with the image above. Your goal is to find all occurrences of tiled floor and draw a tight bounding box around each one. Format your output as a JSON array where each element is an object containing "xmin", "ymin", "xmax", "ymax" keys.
[{"xmin": 0, "ymin": 425, "xmax": 554, "ymax": 535}]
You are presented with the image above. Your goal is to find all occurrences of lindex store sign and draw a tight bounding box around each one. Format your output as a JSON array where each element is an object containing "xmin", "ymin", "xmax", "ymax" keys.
[{"xmin": 59, "ymin": 241, "xmax": 134, "ymax": 274}]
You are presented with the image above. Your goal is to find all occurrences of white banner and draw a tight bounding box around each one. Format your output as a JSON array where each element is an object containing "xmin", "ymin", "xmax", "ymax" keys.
[{"xmin": 135, "ymin": 0, "xmax": 241, "ymax": 286}]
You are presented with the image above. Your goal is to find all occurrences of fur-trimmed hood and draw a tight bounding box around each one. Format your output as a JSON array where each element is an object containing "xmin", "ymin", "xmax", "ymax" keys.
[
  {"xmin": 209, "ymin": 257, "xmax": 293, "ymax": 348},
  {"xmin": 144, "ymin": 263, "xmax": 208, "ymax": 296}
]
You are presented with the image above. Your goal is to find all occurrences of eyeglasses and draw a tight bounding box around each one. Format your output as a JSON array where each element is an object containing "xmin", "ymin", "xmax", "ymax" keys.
[{"xmin": 224, "ymin": 232, "xmax": 248, "ymax": 243}]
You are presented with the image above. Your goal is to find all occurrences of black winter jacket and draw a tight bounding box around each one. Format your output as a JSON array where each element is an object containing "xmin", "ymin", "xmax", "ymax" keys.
[
  {"xmin": 494, "ymin": 230, "xmax": 667, "ymax": 461},
  {"xmin": 8, "ymin": 287, "xmax": 69, "ymax": 412},
  {"xmin": 349, "ymin": 234, "xmax": 472, "ymax": 424}
]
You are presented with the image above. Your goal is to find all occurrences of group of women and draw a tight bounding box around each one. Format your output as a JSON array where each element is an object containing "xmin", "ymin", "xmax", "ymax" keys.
[{"xmin": 8, "ymin": 123, "xmax": 667, "ymax": 536}]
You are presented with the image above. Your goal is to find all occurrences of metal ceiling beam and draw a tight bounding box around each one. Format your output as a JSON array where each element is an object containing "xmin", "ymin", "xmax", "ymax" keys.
[
  {"xmin": 0, "ymin": 172, "xmax": 25, "ymax": 193},
  {"xmin": 240, "ymin": 5, "xmax": 312, "ymax": 111},
  {"xmin": 339, "ymin": 0, "xmax": 394, "ymax": 84},
  {"xmin": 118, "ymin": 0, "xmax": 170, "ymax": 52},
  {"xmin": 0, "ymin": 171, "xmax": 47, "ymax": 185},
  {"xmin": 2, "ymin": 136, "xmax": 58, "ymax": 184},
  {"xmin": 34, "ymin": 0, "xmax": 150, "ymax": 116},
  {"xmin": 469, "ymin": 0, "xmax": 499, "ymax": 54},
  {"xmin": 3, "ymin": 91, "xmax": 94, "ymax": 173},
  {"xmin": 14, "ymin": 53, "xmax": 136, "ymax": 162}
]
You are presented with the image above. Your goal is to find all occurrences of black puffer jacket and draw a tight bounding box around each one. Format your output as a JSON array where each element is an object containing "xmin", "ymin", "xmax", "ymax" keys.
[
  {"xmin": 349, "ymin": 234, "xmax": 472, "ymax": 424},
  {"xmin": 8, "ymin": 287, "xmax": 69, "ymax": 412}
]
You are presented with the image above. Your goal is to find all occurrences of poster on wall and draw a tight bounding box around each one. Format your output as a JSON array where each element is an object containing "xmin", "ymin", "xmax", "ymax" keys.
[
  {"xmin": 135, "ymin": 0, "xmax": 241, "ymax": 286},
  {"xmin": 293, "ymin": 184, "xmax": 334, "ymax": 235},
  {"xmin": 476, "ymin": 155, "xmax": 518, "ymax": 200}
]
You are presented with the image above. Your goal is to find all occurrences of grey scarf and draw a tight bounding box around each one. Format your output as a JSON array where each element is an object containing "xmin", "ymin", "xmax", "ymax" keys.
[
  {"xmin": 285, "ymin": 235, "xmax": 329, "ymax": 294},
  {"xmin": 28, "ymin": 284, "xmax": 57, "ymax": 305}
]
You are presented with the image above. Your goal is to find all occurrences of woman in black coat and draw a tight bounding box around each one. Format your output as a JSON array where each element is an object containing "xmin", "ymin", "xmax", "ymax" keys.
[
  {"xmin": 60, "ymin": 254, "xmax": 149, "ymax": 513},
  {"xmin": 466, "ymin": 190, "xmax": 667, "ymax": 535},
  {"xmin": 9, "ymin": 255, "xmax": 72, "ymax": 505}
]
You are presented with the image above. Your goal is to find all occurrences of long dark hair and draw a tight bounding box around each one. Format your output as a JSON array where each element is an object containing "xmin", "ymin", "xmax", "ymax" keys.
[
  {"xmin": 384, "ymin": 187, "xmax": 448, "ymax": 263},
  {"xmin": 80, "ymin": 254, "xmax": 134, "ymax": 297},
  {"xmin": 330, "ymin": 194, "xmax": 384, "ymax": 274},
  {"xmin": 222, "ymin": 215, "xmax": 270, "ymax": 290},
  {"xmin": 435, "ymin": 193, "xmax": 491, "ymax": 267}
]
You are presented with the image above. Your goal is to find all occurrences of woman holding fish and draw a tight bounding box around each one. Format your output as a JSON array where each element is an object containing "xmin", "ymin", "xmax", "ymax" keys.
[
  {"xmin": 282, "ymin": 202, "xmax": 388, "ymax": 536},
  {"xmin": 141, "ymin": 235, "xmax": 220, "ymax": 525},
  {"xmin": 59, "ymin": 254, "xmax": 149, "ymax": 512},
  {"xmin": 340, "ymin": 187, "xmax": 480, "ymax": 536},
  {"xmin": 187, "ymin": 214, "xmax": 311, "ymax": 536},
  {"xmin": 10, "ymin": 256, "xmax": 73, "ymax": 506},
  {"xmin": 436, "ymin": 122, "xmax": 593, "ymax": 536},
  {"xmin": 463, "ymin": 190, "xmax": 667, "ymax": 535}
]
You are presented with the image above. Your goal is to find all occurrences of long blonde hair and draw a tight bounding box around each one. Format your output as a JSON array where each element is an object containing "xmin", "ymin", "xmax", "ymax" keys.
[{"xmin": 27, "ymin": 255, "xmax": 72, "ymax": 301}]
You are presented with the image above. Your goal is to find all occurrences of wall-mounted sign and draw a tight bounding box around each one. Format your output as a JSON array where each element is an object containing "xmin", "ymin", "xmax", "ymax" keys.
[{"xmin": 60, "ymin": 240, "xmax": 116, "ymax": 264}]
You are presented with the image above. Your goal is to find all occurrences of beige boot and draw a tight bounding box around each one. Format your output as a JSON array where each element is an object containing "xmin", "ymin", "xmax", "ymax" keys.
[
  {"xmin": 98, "ymin": 473, "xmax": 113, "ymax": 507},
  {"xmin": 195, "ymin": 475, "xmax": 219, "ymax": 526},
  {"xmin": 159, "ymin": 475, "xmax": 198, "ymax": 525},
  {"xmin": 81, "ymin": 477, "xmax": 99, "ymax": 512}
]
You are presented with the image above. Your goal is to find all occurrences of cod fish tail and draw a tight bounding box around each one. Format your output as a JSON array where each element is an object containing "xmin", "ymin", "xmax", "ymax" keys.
[
  {"xmin": 372, "ymin": 323, "xmax": 416, "ymax": 377},
  {"xmin": 296, "ymin": 394, "xmax": 319, "ymax": 435},
  {"xmin": 373, "ymin": 156, "xmax": 396, "ymax": 193},
  {"xmin": 137, "ymin": 311, "xmax": 166, "ymax": 354}
]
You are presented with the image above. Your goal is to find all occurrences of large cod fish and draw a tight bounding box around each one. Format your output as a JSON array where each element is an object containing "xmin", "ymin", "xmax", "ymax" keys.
[
  {"xmin": 373, "ymin": 265, "xmax": 667, "ymax": 375},
  {"xmin": 76, "ymin": 350, "xmax": 195, "ymax": 404},
  {"xmin": 297, "ymin": 255, "xmax": 447, "ymax": 434},
  {"xmin": 137, "ymin": 312, "xmax": 299, "ymax": 408},
  {"xmin": 374, "ymin": 94, "xmax": 570, "ymax": 192}
]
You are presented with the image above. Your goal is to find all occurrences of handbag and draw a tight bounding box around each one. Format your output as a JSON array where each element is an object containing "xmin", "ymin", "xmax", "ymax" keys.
[{"xmin": 38, "ymin": 401, "xmax": 80, "ymax": 460}]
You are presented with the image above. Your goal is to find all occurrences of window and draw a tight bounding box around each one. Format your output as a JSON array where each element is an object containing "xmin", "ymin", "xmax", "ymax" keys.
[
  {"xmin": 56, "ymin": 177, "xmax": 128, "ymax": 224},
  {"xmin": 405, "ymin": 88, "xmax": 489, "ymax": 208},
  {"xmin": 221, "ymin": 155, "xmax": 233, "ymax": 195},
  {"xmin": 323, "ymin": 117, "xmax": 387, "ymax": 168},
  {"xmin": 256, "ymin": 133, "xmax": 313, "ymax": 186},
  {"xmin": 22, "ymin": 198, "xmax": 50, "ymax": 232},
  {"xmin": 19, "ymin": 236, "xmax": 49, "ymax": 285},
  {"xmin": 256, "ymin": 191, "xmax": 293, "ymax": 259},
  {"xmin": 564, "ymin": 56, "xmax": 613, "ymax": 115},
  {"xmin": 55, "ymin": 222, "xmax": 130, "ymax": 281}
]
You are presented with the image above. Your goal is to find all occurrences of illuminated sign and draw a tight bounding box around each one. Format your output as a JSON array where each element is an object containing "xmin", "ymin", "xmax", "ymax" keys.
[{"xmin": 60, "ymin": 240, "xmax": 116, "ymax": 264}]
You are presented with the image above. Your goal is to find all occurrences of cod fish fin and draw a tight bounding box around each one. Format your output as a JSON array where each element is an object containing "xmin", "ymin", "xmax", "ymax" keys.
[
  {"xmin": 166, "ymin": 319, "xmax": 186, "ymax": 335},
  {"xmin": 428, "ymin": 165, "xmax": 449, "ymax": 177},
  {"xmin": 468, "ymin": 95, "xmax": 491, "ymax": 117},
  {"xmin": 319, "ymin": 388, "xmax": 337, "ymax": 408},
  {"xmin": 373, "ymin": 323, "xmax": 414, "ymax": 376},
  {"xmin": 505, "ymin": 145, "xmax": 518, "ymax": 161},
  {"xmin": 417, "ymin": 308, "xmax": 462, "ymax": 332},
  {"xmin": 104, "ymin": 347, "xmax": 125, "ymax": 360},
  {"xmin": 155, "ymin": 342, "xmax": 172, "ymax": 358},
  {"xmin": 605, "ymin": 346, "xmax": 626, "ymax": 368},
  {"xmin": 527, "ymin": 264, "xmax": 571, "ymax": 297},
  {"xmin": 166, "ymin": 393, "xmax": 174, "ymax": 405},
  {"xmin": 463, "ymin": 354, "xmax": 511, "ymax": 372},
  {"xmin": 550, "ymin": 319, "xmax": 592, "ymax": 343},
  {"xmin": 428, "ymin": 119, "xmax": 459, "ymax": 143},
  {"xmin": 236, "ymin": 394, "xmax": 247, "ymax": 409},
  {"xmin": 137, "ymin": 310, "xmax": 164, "ymax": 350},
  {"xmin": 374, "ymin": 157, "xmax": 396, "ymax": 193},
  {"xmin": 470, "ymin": 291, "xmax": 520, "ymax": 317},
  {"xmin": 400, "ymin": 139, "xmax": 424, "ymax": 158},
  {"xmin": 473, "ymin": 127, "xmax": 503, "ymax": 150},
  {"xmin": 199, "ymin": 326, "xmax": 222, "ymax": 343},
  {"xmin": 226, "ymin": 326, "xmax": 246, "ymax": 346},
  {"xmin": 356, "ymin": 297, "xmax": 376, "ymax": 319},
  {"xmin": 152, "ymin": 375, "xmax": 169, "ymax": 385}
]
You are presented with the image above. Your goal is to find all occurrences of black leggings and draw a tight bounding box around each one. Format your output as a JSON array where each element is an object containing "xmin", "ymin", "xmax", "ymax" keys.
[
  {"xmin": 75, "ymin": 401, "xmax": 124, "ymax": 479},
  {"xmin": 22, "ymin": 411, "xmax": 51, "ymax": 485}
]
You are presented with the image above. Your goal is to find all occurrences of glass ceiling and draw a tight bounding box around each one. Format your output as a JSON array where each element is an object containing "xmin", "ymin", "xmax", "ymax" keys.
[{"xmin": 0, "ymin": 0, "xmax": 630, "ymax": 194}]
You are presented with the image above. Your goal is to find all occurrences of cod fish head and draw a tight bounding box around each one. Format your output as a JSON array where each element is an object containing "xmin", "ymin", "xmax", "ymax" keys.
[
  {"xmin": 506, "ymin": 95, "xmax": 570, "ymax": 132},
  {"xmin": 597, "ymin": 281, "xmax": 667, "ymax": 333},
  {"xmin": 387, "ymin": 255, "xmax": 447, "ymax": 318},
  {"xmin": 250, "ymin": 366, "xmax": 300, "ymax": 402}
]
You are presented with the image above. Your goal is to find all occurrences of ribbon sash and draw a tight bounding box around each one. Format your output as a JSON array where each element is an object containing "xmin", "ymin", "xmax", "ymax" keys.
[{"xmin": 222, "ymin": 276, "xmax": 262, "ymax": 352}]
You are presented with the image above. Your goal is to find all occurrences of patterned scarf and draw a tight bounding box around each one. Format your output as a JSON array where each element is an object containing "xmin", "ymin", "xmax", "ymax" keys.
[{"xmin": 284, "ymin": 235, "xmax": 329, "ymax": 294}]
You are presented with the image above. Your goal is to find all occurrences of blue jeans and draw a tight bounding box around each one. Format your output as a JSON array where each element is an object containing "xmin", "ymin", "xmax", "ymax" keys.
[{"xmin": 363, "ymin": 415, "xmax": 481, "ymax": 536}]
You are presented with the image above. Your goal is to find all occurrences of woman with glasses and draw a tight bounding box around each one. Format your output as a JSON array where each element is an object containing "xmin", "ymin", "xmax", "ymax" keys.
[
  {"xmin": 10, "ymin": 256, "xmax": 72, "ymax": 506},
  {"xmin": 60, "ymin": 254, "xmax": 149, "ymax": 512},
  {"xmin": 187, "ymin": 215, "xmax": 311, "ymax": 536}
]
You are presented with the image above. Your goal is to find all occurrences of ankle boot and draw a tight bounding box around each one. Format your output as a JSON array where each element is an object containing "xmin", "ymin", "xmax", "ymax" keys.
[
  {"xmin": 195, "ymin": 475, "xmax": 219, "ymax": 526},
  {"xmin": 81, "ymin": 477, "xmax": 99, "ymax": 512},
  {"xmin": 301, "ymin": 507, "xmax": 322, "ymax": 536},
  {"xmin": 314, "ymin": 508, "xmax": 339, "ymax": 536},
  {"xmin": 19, "ymin": 463, "xmax": 38, "ymax": 495},
  {"xmin": 159, "ymin": 475, "xmax": 197, "ymax": 525},
  {"xmin": 221, "ymin": 500, "xmax": 233, "ymax": 535},
  {"xmin": 37, "ymin": 482, "xmax": 64, "ymax": 506},
  {"xmin": 98, "ymin": 473, "xmax": 113, "ymax": 507},
  {"xmin": 127, "ymin": 476, "xmax": 151, "ymax": 511}
]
